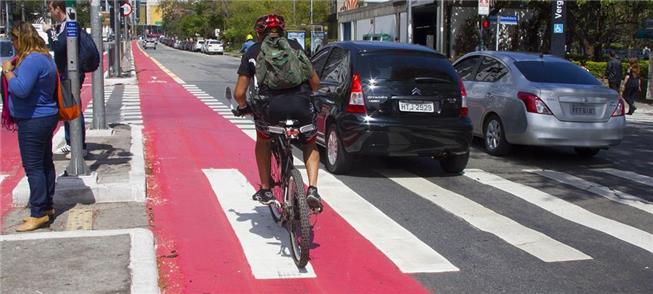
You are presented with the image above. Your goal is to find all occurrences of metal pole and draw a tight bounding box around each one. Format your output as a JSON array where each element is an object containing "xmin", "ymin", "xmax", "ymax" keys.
[
  {"xmin": 6, "ymin": 1, "xmax": 12, "ymax": 34},
  {"xmin": 495, "ymin": 19, "xmax": 499, "ymax": 51},
  {"xmin": 20, "ymin": 1, "xmax": 24, "ymax": 21},
  {"xmin": 407, "ymin": 0, "xmax": 412, "ymax": 44},
  {"xmin": 479, "ymin": 16, "xmax": 484, "ymax": 51},
  {"xmin": 436, "ymin": 0, "xmax": 444, "ymax": 53},
  {"xmin": 310, "ymin": 0, "xmax": 313, "ymax": 25},
  {"xmin": 64, "ymin": 0, "xmax": 89, "ymax": 176},
  {"xmin": 113, "ymin": 0, "xmax": 121, "ymax": 77},
  {"xmin": 647, "ymin": 51, "xmax": 653, "ymax": 100},
  {"xmin": 90, "ymin": 0, "xmax": 106, "ymax": 129}
]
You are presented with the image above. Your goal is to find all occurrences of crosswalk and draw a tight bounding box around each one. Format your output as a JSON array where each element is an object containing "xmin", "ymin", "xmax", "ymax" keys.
[
  {"xmin": 628, "ymin": 111, "xmax": 653, "ymax": 124},
  {"xmin": 181, "ymin": 83, "xmax": 653, "ymax": 279}
]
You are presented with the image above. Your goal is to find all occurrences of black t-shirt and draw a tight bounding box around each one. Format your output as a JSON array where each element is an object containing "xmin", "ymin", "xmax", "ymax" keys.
[{"xmin": 237, "ymin": 38, "xmax": 311, "ymax": 96}]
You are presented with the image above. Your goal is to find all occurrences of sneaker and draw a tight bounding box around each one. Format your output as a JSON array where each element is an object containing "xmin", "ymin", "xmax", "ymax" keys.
[
  {"xmin": 306, "ymin": 186, "xmax": 323, "ymax": 213},
  {"xmin": 65, "ymin": 149, "xmax": 88, "ymax": 159},
  {"xmin": 56, "ymin": 145, "xmax": 71, "ymax": 154},
  {"xmin": 252, "ymin": 188, "xmax": 275, "ymax": 205}
]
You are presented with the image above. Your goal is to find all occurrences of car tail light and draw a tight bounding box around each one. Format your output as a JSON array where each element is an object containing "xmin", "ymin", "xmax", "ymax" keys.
[
  {"xmin": 458, "ymin": 79, "xmax": 468, "ymax": 118},
  {"xmin": 518, "ymin": 92, "xmax": 552, "ymax": 115},
  {"xmin": 346, "ymin": 73, "xmax": 366, "ymax": 113},
  {"xmin": 612, "ymin": 98, "xmax": 625, "ymax": 117}
]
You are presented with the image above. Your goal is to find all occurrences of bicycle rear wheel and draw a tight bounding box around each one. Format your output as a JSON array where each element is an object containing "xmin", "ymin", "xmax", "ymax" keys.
[
  {"xmin": 287, "ymin": 168, "xmax": 311, "ymax": 268},
  {"xmin": 268, "ymin": 149, "xmax": 284, "ymax": 223}
]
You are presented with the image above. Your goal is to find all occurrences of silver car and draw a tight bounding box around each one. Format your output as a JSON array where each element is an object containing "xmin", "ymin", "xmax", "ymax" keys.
[{"xmin": 453, "ymin": 52, "xmax": 625, "ymax": 157}]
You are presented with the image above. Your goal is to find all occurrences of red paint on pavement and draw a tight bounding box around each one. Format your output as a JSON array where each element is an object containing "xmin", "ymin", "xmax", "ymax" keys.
[
  {"xmin": 1, "ymin": 55, "xmax": 108, "ymax": 221},
  {"xmin": 135, "ymin": 43, "xmax": 431, "ymax": 293}
]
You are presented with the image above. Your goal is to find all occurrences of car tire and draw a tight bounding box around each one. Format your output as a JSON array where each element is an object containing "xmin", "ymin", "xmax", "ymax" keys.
[
  {"xmin": 325, "ymin": 124, "xmax": 352, "ymax": 174},
  {"xmin": 439, "ymin": 151, "xmax": 470, "ymax": 174},
  {"xmin": 484, "ymin": 115, "xmax": 511, "ymax": 156},
  {"xmin": 574, "ymin": 147, "xmax": 600, "ymax": 157}
]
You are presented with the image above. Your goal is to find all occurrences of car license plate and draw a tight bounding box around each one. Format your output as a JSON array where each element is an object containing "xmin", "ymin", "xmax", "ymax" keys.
[
  {"xmin": 571, "ymin": 104, "xmax": 596, "ymax": 115},
  {"xmin": 399, "ymin": 101, "xmax": 435, "ymax": 113}
]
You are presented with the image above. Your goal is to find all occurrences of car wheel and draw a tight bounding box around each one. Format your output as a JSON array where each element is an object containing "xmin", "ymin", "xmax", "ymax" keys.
[
  {"xmin": 484, "ymin": 115, "xmax": 511, "ymax": 156},
  {"xmin": 574, "ymin": 147, "xmax": 600, "ymax": 157},
  {"xmin": 439, "ymin": 151, "xmax": 470, "ymax": 174},
  {"xmin": 325, "ymin": 124, "xmax": 352, "ymax": 174}
]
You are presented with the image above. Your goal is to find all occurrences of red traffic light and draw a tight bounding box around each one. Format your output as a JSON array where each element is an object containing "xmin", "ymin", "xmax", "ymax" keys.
[{"xmin": 482, "ymin": 19, "xmax": 491, "ymax": 29}]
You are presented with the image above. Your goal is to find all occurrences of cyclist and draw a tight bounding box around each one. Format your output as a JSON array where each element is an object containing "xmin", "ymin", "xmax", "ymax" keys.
[
  {"xmin": 240, "ymin": 34, "xmax": 256, "ymax": 54},
  {"xmin": 233, "ymin": 14, "xmax": 323, "ymax": 212}
]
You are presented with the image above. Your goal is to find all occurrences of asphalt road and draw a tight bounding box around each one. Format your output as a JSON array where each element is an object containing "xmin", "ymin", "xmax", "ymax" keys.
[{"xmin": 143, "ymin": 44, "xmax": 653, "ymax": 293}]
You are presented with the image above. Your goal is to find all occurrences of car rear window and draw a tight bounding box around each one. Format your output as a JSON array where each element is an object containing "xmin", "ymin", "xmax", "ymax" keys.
[
  {"xmin": 514, "ymin": 61, "xmax": 601, "ymax": 85},
  {"xmin": 209, "ymin": 41, "xmax": 220, "ymax": 44},
  {"xmin": 362, "ymin": 53, "xmax": 457, "ymax": 84}
]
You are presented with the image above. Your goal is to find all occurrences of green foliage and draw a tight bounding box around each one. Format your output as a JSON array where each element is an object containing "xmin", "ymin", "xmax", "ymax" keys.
[{"xmin": 161, "ymin": 0, "xmax": 331, "ymax": 45}]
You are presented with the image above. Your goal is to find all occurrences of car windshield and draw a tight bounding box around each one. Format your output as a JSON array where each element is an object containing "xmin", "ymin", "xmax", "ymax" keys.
[
  {"xmin": 363, "ymin": 52, "xmax": 456, "ymax": 84},
  {"xmin": 514, "ymin": 61, "xmax": 601, "ymax": 85}
]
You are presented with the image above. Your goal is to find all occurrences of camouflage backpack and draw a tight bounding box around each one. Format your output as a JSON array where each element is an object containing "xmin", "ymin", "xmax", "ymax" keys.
[{"xmin": 256, "ymin": 35, "xmax": 313, "ymax": 90}]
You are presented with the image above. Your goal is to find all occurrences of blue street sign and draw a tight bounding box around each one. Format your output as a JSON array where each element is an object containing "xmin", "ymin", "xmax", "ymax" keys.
[
  {"xmin": 65, "ymin": 21, "xmax": 78, "ymax": 37},
  {"xmin": 488, "ymin": 15, "xmax": 519, "ymax": 25},
  {"xmin": 499, "ymin": 16, "xmax": 519, "ymax": 25},
  {"xmin": 553, "ymin": 23, "xmax": 564, "ymax": 34}
]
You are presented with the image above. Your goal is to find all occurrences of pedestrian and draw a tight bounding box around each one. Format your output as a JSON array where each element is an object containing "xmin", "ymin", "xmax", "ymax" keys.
[
  {"xmin": 44, "ymin": 0, "xmax": 88, "ymax": 158},
  {"xmin": 622, "ymin": 58, "xmax": 641, "ymax": 115},
  {"xmin": 642, "ymin": 46, "xmax": 650, "ymax": 59},
  {"xmin": 1, "ymin": 22, "xmax": 59, "ymax": 232},
  {"xmin": 240, "ymin": 34, "xmax": 255, "ymax": 54},
  {"xmin": 605, "ymin": 50, "xmax": 622, "ymax": 92}
]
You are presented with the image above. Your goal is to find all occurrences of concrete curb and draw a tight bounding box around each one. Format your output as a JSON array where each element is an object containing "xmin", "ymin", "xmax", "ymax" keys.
[{"xmin": 0, "ymin": 228, "xmax": 159, "ymax": 294}]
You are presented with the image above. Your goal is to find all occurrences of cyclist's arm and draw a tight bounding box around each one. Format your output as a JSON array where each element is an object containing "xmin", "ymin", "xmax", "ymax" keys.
[
  {"xmin": 234, "ymin": 75, "xmax": 250, "ymax": 108},
  {"xmin": 309, "ymin": 70, "xmax": 319, "ymax": 92}
]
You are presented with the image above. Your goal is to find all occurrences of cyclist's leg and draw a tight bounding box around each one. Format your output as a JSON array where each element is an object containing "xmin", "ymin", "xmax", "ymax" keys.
[{"xmin": 255, "ymin": 135, "xmax": 272, "ymax": 190}]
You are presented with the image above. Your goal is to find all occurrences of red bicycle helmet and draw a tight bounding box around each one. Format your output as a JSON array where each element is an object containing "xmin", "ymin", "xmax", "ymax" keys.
[{"xmin": 255, "ymin": 14, "xmax": 286, "ymax": 34}]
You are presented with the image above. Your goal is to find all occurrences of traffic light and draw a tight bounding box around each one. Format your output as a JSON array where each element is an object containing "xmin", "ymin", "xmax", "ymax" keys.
[{"xmin": 482, "ymin": 18, "xmax": 491, "ymax": 29}]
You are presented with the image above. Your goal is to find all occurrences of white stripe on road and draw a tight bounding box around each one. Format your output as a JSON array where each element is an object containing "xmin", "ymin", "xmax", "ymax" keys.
[
  {"xmin": 202, "ymin": 169, "xmax": 317, "ymax": 279},
  {"xmin": 377, "ymin": 169, "xmax": 591, "ymax": 262},
  {"xmin": 0, "ymin": 174, "xmax": 6, "ymax": 185},
  {"xmin": 296, "ymin": 168, "xmax": 459, "ymax": 273},
  {"xmin": 593, "ymin": 168, "xmax": 653, "ymax": 188},
  {"xmin": 465, "ymin": 169, "xmax": 653, "ymax": 254},
  {"xmin": 526, "ymin": 169, "xmax": 653, "ymax": 215}
]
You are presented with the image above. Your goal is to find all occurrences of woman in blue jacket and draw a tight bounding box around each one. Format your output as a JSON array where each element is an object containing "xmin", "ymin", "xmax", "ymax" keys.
[{"xmin": 3, "ymin": 22, "xmax": 59, "ymax": 232}]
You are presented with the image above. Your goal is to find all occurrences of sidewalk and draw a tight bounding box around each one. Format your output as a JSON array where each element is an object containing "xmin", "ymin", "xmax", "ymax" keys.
[{"xmin": 0, "ymin": 45, "xmax": 159, "ymax": 293}]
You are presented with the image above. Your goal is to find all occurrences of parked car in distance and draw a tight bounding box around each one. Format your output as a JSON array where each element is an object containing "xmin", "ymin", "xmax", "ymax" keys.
[
  {"xmin": 143, "ymin": 38, "xmax": 157, "ymax": 50},
  {"xmin": 310, "ymin": 41, "xmax": 473, "ymax": 174},
  {"xmin": 202, "ymin": 39, "xmax": 224, "ymax": 55},
  {"xmin": 194, "ymin": 40, "xmax": 204, "ymax": 52},
  {"xmin": 453, "ymin": 51, "xmax": 625, "ymax": 157}
]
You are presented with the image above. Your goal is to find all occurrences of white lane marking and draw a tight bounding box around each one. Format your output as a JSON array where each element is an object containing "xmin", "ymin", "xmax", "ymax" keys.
[
  {"xmin": 378, "ymin": 169, "xmax": 591, "ymax": 262},
  {"xmin": 465, "ymin": 169, "xmax": 653, "ymax": 254},
  {"xmin": 296, "ymin": 168, "xmax": 459, "ymax": 273},
  {"xmin": 202, "ymin": 169, "xmax": 316, "ymax": 279},
  {"xmin": 593, "ymin": 168, "xmax": 653, "ymax": 188},
  {"xmin": 0, "ymin": 174, "xmax": 6, "ymax": 185},
  {"xmin": 0, "ymin": 228, "xmax": 159, "ymax": 294},
  {"xmin": 525, "ymin": 169, "xmax": 653, "ymax": 215}
]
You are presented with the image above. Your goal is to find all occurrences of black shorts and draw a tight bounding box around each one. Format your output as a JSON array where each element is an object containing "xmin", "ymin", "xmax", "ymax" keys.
[{"xmin": 254, "ymin": 94, "xmax": 317, "ymax": 143}]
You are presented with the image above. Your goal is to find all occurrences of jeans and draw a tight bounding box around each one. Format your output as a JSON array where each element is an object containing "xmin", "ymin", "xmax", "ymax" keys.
[
  {"xmin": 16, "ymin": 115, "xmax": 58, "ymax": 217},
  {"xmin": 64, "ymin": 111, "xmax": 87, "ymax": 149}
]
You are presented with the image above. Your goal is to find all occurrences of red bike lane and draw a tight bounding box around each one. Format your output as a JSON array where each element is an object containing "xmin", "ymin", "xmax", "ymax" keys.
[
  {"xmin": 134, "ymin": 45, "xmax": 431, "ymax": 293},
  {"xmin": 0, "ymin": 55, "xmax": 107, "ymax": 222}
]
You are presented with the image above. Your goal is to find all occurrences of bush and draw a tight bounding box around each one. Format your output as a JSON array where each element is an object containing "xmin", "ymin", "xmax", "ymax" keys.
[{"xmin": 571, "ymin": 60, "xmax": 650, "ymax": 99}]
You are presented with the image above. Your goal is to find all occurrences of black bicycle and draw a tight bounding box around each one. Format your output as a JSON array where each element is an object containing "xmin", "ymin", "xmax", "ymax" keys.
[{"xmin": 225, "ymin": 86, "xmax": 314, "ymax": 268}]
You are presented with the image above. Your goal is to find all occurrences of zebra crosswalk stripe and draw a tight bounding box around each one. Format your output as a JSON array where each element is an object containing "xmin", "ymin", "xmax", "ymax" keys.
[
  {"xmin": 593, "ymin": 168, "xmax": 653, "ymax": 188},
  {"xmin": 525, "ymin": 169, "xmax": 653, "ymax": 215},
  {"xmin": 464, "ymin": 169, "xmax": 653, "ymax": 254},
  {"xmin": 378, "ymin": 169, "xmax": 591, "ymax": 262}
]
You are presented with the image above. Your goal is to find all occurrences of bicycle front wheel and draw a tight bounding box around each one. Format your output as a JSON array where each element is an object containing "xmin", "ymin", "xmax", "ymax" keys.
[{"xmin": 287, "ymin": 168, "xmax": 311, "ymax": 268}]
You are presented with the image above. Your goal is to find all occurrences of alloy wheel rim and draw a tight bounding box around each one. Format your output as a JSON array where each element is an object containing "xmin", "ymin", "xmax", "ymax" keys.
[
  {"xmin": 327, "ymin": 130, "xmax": 338, "ymax": 165},
  {"xmin": 486, "ymin": 120, "xmax": 501, "ymax": 150}
]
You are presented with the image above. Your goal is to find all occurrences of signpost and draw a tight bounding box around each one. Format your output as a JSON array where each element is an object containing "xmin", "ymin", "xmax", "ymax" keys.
[
  {"xmin": 91, "ymin": 0, "xmax": 106, "ymax": 130},
  {"xmin": 478, "ymin": 0, "xmax": 489, "ymax": 16},
  {"xmin": 551, "ymin": 0, "xmax": 566, "ymax": 57},
  {"xmin": 491, "ymin": 15, "xmax": 519, "ymax": 51},
  {"xmin": 64, "ymin": 0, "xmax": 89, "ymax": 176}
]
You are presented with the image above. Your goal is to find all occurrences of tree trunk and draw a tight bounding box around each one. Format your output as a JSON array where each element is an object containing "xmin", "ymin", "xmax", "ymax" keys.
[{"xmin": 647, "ymin": 51, "xmax": 653, "ymax": 100}]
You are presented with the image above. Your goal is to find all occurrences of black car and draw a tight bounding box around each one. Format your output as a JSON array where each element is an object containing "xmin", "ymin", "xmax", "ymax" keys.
[{"xmin": 311, "ymin": 41, "xmax": 473, "ymax": 174}]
